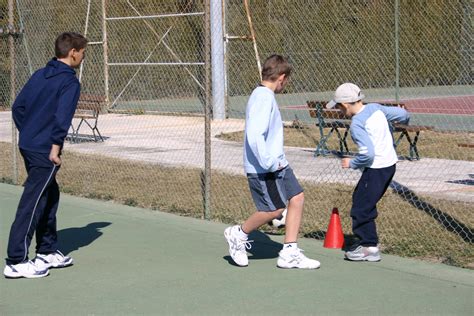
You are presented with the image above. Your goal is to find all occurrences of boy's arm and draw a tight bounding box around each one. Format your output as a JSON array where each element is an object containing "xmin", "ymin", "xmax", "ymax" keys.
[
  {"xmin": 246, "ymin": 94, "xmax": 279, "ymax": 172},
  {"xmin": 348, "ymin": 121, "xmax": 375, "ymax": 169},
  {"xmin": 11, "ymin": 85, "xmax": 29, "ymax": 131},
  {"xmin": 51, "ymin": 79, "xmax": 81, "ymax": 147},
  {"xmin": 380, "ymin": 105, "xmax": 410, "ymax": 124}
]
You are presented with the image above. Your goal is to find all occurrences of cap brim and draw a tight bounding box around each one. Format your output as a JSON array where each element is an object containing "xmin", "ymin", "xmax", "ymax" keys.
[{"xmin": 326, "ymin": 100, "xmax": 337, "ymax": 109}]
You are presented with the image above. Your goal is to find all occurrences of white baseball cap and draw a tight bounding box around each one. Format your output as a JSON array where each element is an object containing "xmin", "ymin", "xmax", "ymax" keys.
[{"xmin": 326, "ymin": 83, "xmax": 365, "ymax": 109}]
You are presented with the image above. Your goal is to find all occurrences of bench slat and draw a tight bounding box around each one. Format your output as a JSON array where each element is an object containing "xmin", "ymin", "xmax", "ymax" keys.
[
  {"xmin": 457, "ymin": 143, "xmax": 474, "ymax": 148},
  {"xmin": 393, "ymin": 124, "xmax": 433, "ymax": 132}
]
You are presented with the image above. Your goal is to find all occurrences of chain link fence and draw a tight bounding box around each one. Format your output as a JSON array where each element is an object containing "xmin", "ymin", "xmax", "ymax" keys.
[{"xmin": 0, "ymin": 0, "xmax": 472, "ymax": 268}]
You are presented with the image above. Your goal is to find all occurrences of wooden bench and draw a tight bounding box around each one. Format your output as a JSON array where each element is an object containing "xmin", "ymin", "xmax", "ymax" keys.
[
  {"xmin": 382, "ymin": 103, "xmax": 434, "ymax": 160},
  {"xmin": 307, "ymin": 100, "xmax": 434, "ymax": 160},
  {"xmin": 307, "ymin": 101, "xmax": 351, "ymax": 156},
  {"xmin": 70, "ymin": 94, "xmax": 107, "ymax": 143},
  {"xmin": 391, "ymin": 123, "xmax": 433, "ymax": 160}
]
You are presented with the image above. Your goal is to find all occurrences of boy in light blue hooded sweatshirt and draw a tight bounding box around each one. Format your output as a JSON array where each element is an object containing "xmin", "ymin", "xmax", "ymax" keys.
[{"xmin": 224, "ymin": 55, "xmax": 320, "ymax": 270}]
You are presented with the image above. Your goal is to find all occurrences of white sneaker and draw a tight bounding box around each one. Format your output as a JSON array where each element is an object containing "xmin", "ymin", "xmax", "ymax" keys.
[
  {"xmin": 345, "ymin": 246, "xmax": 381, "ymax": 262},
  {"xmin": 277, "ymin": 247, "xmax": 321, "ymax": 269},
  {"xmin": 4, "ymin": 261, "xmax": 49, "ymax": 279},
  {"xmin": 224, "ymin": 225, "xmax": 252, "ymax": 267},
  {"xmin": 34, "ymin": 250, "xmax": 74, "ymax": 270}
]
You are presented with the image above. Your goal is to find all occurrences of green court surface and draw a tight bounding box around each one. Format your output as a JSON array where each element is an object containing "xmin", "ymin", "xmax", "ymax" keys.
[{"xmin": 1, "ymin": 183, "xmax": 473, "ymax": 315}]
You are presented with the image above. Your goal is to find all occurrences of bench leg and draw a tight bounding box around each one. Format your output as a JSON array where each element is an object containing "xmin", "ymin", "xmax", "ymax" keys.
[
  {"xmin": 83, "ymin": 119, "xmax": 104, "ymax": 142},
  {"xmin": 406, "ymin": 131, "xmax": 420, "ymax": 160},
  {"xmin": 93, "ymin": 127, "xmax": 104, "ymax": 142},
  {"xmin": 335, "ymin": 128, "xmax": 344, "ymax": 154},
  {"xmin": 92, "ymin": 118, "xmax": 104, "ymax": 142},
  {"xmin": 335, "ymin": 127, "xmax": 350, "ymax": 155},
  {"xmin": 69, "ymin": 124, "xmax": 76, "ymax": 144},
  {"xmin": 394, "ymin": 132, "xmax": 404, "ymax": 149},
  {"xmin": 70, "ymin": 119, "xmax": 85, "ymax": 143},
  {"xmin": 315, "ymin": 128, "xmax": 334, "ymax": 156},
  {"xmin": 394, "ymin": 131, "xmax": 421, "ymax": 161},
  {"xmin": 91, "ymin": 125, "xmax": 104, "ymax": 142}
]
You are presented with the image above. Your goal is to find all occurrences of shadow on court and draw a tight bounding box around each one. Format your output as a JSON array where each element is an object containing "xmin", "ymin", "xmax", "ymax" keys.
[
  {"xmin": 390, "ymin": 180, "xmax": 474, "ymax": 243},
  {"xmin": 58, "ymin": 222, "xmax": 111, "ymax": 255},
  {"xmin": 304, "ymin": 230, "xmax": 362, "ymax": 252}
]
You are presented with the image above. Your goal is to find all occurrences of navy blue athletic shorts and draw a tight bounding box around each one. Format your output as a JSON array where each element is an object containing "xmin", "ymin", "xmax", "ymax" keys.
[{"xmin": 247, "ymin": 166, "xmax": 303, "ymax": 211}]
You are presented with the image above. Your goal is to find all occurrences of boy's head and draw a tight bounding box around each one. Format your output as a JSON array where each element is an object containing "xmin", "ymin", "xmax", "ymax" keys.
[
  {"xmin": 261, "ymin": 55, "xmax": 292, "ymax": 93},
  {"xmin": 326, "ymin": 82, "xmax": 365, "ymax": 117},
  {"xmin": 55, "ymin": 32, "xmax": 88, "ymax": 68}
]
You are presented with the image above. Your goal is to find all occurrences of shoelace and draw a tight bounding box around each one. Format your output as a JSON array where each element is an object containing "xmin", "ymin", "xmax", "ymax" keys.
[
  {"xmin": 38, "ymin": 250, "xmax": 65, "ymax": 263},
  {"xmin": 233, "ymin": 238, "xmax": 253, "ymax": 251},
  {"xmin": 288, "ymin": 248, "xmax": 307, "ymax": 263},
  {"xmin": 55, "ymin": 250, "xmax": 65, "ymax": 259},
  {"xmin": 348, "ymin": 246, "xmax": 368, "ymax": 256}
]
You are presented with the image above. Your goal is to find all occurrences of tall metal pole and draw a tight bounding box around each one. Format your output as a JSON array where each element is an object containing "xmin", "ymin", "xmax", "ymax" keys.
[
  {"xmin": 394, "ymin": 0, "xmax": 400, "ymax": 102},
  {"xmin": 210, "ymin": 0, "xmax": 225, "ymax": 120},
  {"xmin": 15, "ymin": 0, "xmax": 32, "ymax": 75},
  {"xmin": 222, "ymin": 0, "xmax": 229, "ymax": 116},
  {"xmin": 9, "ymin": 0, "xmax": 18, "ymax": 185},
  {"xmin": 102, "ymin": 0, "xmax": 110, "ymax": 108},
  {"xmin": 204, "ymin": 0, "xmax": 212, "ymax": 220}
]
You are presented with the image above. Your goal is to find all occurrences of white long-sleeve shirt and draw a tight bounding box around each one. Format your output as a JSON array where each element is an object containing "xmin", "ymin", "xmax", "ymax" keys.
[
  {"xmin": 243, "ymin": 86, "xmax": 288, "ymax": 174},
  {"xmin": 350, "ymin": 103, "xmax": 410, "ymax": 169}
]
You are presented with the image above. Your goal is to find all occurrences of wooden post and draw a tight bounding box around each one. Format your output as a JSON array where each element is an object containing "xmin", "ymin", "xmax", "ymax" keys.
[{"xmin": 244, "ymin": 0, "xmax": 262, "ymax": 80}]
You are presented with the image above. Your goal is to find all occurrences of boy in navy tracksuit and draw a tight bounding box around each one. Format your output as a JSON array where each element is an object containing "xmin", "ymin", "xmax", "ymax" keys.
[
  {"xmin": 4, "ymin": 32, "xmax": 88, "ymax": 279},
  {"xmin": 326, "ymin": 83, "xmax": 409, "ymax": 262}
]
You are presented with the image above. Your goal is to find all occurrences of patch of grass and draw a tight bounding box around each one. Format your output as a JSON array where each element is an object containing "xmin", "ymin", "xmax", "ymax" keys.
[
  {"xmin": 0, "ymin": 141, "xmax": 472, "ymax": 268},
  {"xmin": 0, "ymin": 177, "xmax": 15, "ymax": 184}
]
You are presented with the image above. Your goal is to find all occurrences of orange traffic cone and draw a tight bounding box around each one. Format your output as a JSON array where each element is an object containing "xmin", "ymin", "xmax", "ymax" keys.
[{"xmin": 323, "ymin": 208, "xmax": 345, "ymax": 249}]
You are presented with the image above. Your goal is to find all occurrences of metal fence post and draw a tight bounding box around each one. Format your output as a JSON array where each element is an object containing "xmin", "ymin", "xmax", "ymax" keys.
[
  {"xmin": 210, "ymin": 0, "xmax": 225, "ymax": 120},
  {"xmin": 394, "ymin": 0, "xmax": 400, "ymax": 102},
  {"xmin": 102, "ymin": 0, "xmax": 110, "ymax": 108},
  {"xmin": 204, "ymin": 0, "xmax": 212, "ymax": 220},
  {"xmin": 9, "ymin": 0, "xmax": 18, "ymax": 185}
]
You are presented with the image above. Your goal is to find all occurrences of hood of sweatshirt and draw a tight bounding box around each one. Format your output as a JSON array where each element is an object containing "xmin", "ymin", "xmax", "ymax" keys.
[{"xmin": 44, "ymin": 58, "xmax": 76, "ymax": 79}]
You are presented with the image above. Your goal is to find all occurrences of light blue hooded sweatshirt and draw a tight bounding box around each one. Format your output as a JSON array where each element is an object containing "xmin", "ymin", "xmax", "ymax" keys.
[{"xmin": 243, "ymin": 86, "xmax": 288, "ymax": 174}]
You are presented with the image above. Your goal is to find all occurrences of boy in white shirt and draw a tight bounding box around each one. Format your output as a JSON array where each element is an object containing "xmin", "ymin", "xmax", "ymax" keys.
[{"xmin": 327, "ymin": 83, "xmax": 409, "ymax": 261}]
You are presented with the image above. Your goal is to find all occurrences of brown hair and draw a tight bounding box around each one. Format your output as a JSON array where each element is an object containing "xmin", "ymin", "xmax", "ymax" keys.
[
  {"xmin": 55, "ymin": 32, "xmax": 88, "ymax": 58},
  {"xmin": 261, "ymin": 54, "xmax": 292, "ymax": 81}
]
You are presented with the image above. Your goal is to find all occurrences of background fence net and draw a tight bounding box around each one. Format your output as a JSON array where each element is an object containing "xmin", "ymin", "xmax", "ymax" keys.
[{"xmin": 0, "ymin": 0, "xmax": 472, "ymax": 268}]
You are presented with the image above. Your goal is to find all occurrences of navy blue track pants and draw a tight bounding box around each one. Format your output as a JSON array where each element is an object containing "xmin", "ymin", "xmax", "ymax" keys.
[
  {"xmin": 350, "ymin": 164, "xmax": 396, "ymax": 247},
  {"xmin": 6, "ymin": 149, "xmax": 60, "ymax": 264}
]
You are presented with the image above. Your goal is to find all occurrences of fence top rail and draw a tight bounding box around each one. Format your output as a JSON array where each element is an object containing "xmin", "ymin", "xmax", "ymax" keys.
[{"xmin": 106, "ymin": 12, "xmax": 204, "ymax": 21}]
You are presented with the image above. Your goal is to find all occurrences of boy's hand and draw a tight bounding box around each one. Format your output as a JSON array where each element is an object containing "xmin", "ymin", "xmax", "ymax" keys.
[
  {"xmin": 49, "ymin": 144, "xmax": 62, "ymax": 166},
  {"xmin": 341, "ymin": 158, "xmax": 351, "ymax": 168}
]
